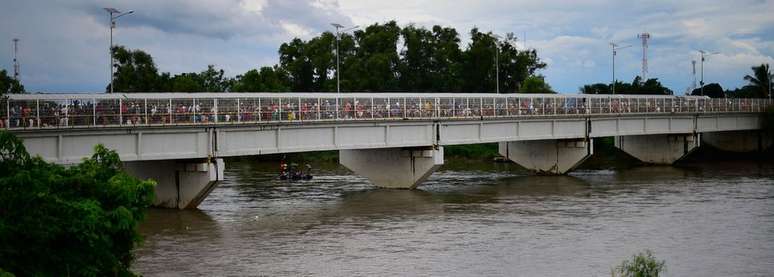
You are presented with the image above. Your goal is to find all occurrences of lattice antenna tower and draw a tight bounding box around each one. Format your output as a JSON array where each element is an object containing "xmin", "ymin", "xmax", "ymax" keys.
[
  {"xmin": 12, "ymin": 38, "xmax": 20, "ymax": 81},
  {"xmin": 637, "ymin": 33, "xmax": 650, "ymax": 82}
]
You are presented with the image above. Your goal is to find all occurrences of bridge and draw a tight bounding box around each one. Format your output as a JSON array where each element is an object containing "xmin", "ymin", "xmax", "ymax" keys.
[{"xmin": 4, "ymin": 93, "xmax": 772, "ymax": 209}]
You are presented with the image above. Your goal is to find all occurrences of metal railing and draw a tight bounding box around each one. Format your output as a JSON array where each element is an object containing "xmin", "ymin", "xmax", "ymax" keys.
[{"xmin": 2, "ymin": 93, "xmax": 771, "ymax": 129}]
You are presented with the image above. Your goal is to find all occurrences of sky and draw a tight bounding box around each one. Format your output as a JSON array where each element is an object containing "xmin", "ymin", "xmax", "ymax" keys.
[{"xmin": 1, "ymin": 0, "xmax": 773, "ymax": 93}]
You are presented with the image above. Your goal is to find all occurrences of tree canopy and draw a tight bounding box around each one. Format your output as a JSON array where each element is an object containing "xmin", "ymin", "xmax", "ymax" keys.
[
  {"xmin": 690, "ymin": 83, "xmax": 725, "ymax": 98},
  {"xmin": 742, "ymin": 63, "xmax": 771, "ymax": 98},
  {"xmin": 0, "ymin": 130, "xmax": 155, "ymax": 276},
  {"xmin": 0, "ymin": 70, "xmax": 24, "ymax": 96},
  {"xmin": 581, "ymin": 76, "xmax": 673, "ymax": 95},
  {"xmin": 110, "ymin": 22, "xmax": 549, "ymax": 93}
]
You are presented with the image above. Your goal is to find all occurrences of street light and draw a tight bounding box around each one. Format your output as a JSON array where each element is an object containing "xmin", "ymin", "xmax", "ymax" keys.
[
  {"xmin": 331, "ymin": 23, "xmax": 358, "ymax": 94},
  {"xmin": 105, "ymin": 7, "xmax": 133, "ymax": 93},
  {"xmin": 493, "ymin": 34, "xmax": 502, "ymax": 94},
  {"xmin": 610, "ymin": 42, "xmax": 631, "ymax": 95},
  {"xmin": 697, "ymin": 50, "xmax": 719, "ymax": 96}
]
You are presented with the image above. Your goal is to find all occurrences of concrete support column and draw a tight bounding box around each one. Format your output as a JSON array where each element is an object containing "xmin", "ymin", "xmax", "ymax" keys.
[
  {"xmin": 498, "ymin": 139, "xmax": 593, "ymax": 174},
  {"xmin": 339, "ymin": 147, "xmax": 444, "ymax": 189},
  {"xmin": 124, "ymin": 158, "xmax": 225, "ymax": 209},
  {"xmin": 615, "ymin": 134, "xmax": 698, "ymax": 164},
  {"xmin": 702, "ymin": 131, "xmax": 772, "ymax": 152}
]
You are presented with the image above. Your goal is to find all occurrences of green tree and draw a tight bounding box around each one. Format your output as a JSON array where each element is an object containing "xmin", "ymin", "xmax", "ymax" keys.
[
  {"xmin": 349, "ymin": 21, "xmax": 402, "ymax": 91},
  {"xmin": 398, "ymin": 25, "xmax": 435, "ymax": 91},
  {"xmin": 0, "ymin": 69, "xmax": 24, "ymax": 95},
  {"xmin": 461, "ymin": 28, "xmax": 498, "ymax": 93},
  {"xmin": 743, "ymin": 63, "xmax": 771, "ymax": 98},
  {"xmin": 0, "ymin": 130, "xmax": 155, "ymax": 276},
  {"xmin": 612, "ymin": 250, "xmax": 666, "ymax": 277},
  {"xmin": 520, "ymin": 75, "xmax": 554, "ymax": 93},
  {"xmin": 581, "ymin": 77, "xmax": 672, "ymax": 95},
  {"xmin": 279, "ymin": 38, "xmax": 315, "ymax": 91},
  {"xmin": 691, "ymin": 83, "xmax": 724, "ymax": 98},
  {"xmin": 231, "ymin": 66, "xmax": 291, "ymax": 92},
  {"xmin": 581, "ymin": 83, "xmax": 611, "ymax": 94},
  {"xmin": 110, "ymin": 46, "xmax": 165, "ymax": 92}
]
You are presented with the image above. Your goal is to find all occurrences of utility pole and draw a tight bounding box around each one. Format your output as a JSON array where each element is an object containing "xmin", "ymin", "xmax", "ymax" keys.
[
  {"xmin": 698, "ymin": 50, "xmax": 719, "ymax": 96},
  {"xmin": 104, "ymin": 8, "xmax": 133, "ymax": 93},
  {"xmin": 610, "ymin": 42, "xmax": 631, "ymax": 94},
  {"xmin": 493, "ymin": 34, "xmax": 503, "ymax": 94},
  {"xmin": 637, "ymin": 33, "xmax": 650, "ymax": 82},
  {"xmin": 331, "ymin": 23, "xmax": 358, "ymax": 94},
  {"xmin": 12, "ymin": 38, "xmax": 19, "ymax": 81}
]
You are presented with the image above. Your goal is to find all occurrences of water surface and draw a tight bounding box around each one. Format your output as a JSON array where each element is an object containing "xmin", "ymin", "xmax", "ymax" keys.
[{"xmin": 134, "ymin": 159, "xmax": 774, "ymax": 276}]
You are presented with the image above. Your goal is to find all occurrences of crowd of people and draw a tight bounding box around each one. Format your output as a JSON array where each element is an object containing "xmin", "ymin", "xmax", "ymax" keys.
[{"xmin": 1, "ymin": 96, "xmax": 761, "ymax": 129}]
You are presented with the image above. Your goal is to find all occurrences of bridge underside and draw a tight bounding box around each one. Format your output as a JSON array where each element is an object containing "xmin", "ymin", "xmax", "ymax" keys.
[
  {"xmin": 498, "ymin": 139, "xmax": 593, "ymax": 174},
  {"xmin": 340, "ymin": 147, "xmax": 444, "ymax": 189},
  {"xmin": 124, "ymin": 159, "xmax": 224, "ymax": 209},
  {"xmin": 10, "ymin": 113, "xmax": 767, "ymax": 209}
]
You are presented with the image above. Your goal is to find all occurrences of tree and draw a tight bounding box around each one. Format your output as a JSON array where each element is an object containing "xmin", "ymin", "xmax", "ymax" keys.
[
  {"xmin": 231, "ymin": 66, "xmax": 290, "ymax": 92},
  {"xmin": 110, "ymin": 46, "xmax": 165, "ymax": 92},
  {"xmin": 612, "ymin": 250, "xmax": 666, "ymax": 277},
  {"xmin": 743, "ymin": 63, "xmax": 771, "ymax": 98},
  {"xmin": 581, "ymin": 77, "xmax": 672, "ymax": 95},
  {"xmin": 0, "ymin": 130, "xmax": 155, "ymax": 276},
  {"xmin": 691, "ymin": 83, "xmax": 724, "ymax": 98},
  {"xmin": 520, "ymin": 75, "xmax": 554, "ymax": 93},
  {"xmin": 580, "ymin": 83, "xmax": 610, "ymax": 94},
  {"xmin": 460, "ymin": 29, "xmax": 545, "ymax": 93},
  {"xmin": 461, "ymin": 28, "xmax": 498, "ymax": 93},
  {"xmin": 279, "ymin": 38, "xmax": 315, "ymax": 91},
  {"xmin": 349, "ymin": 21, "xmax": 402, "ymax": 91},
  {"xmin": 0, "ymin": 69, "xmax": 24, "ymax": 96}
]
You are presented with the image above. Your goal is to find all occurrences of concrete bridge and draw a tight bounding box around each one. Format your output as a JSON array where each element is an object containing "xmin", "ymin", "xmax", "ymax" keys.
[{"xmin": 4, "ymin": 93, "xmax": 772, "ymax": 209}]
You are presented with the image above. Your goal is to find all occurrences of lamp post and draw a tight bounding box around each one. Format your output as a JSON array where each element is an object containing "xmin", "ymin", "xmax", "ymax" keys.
[
  {"xmin": 697, "ymin": 50, "xmax": 719, "ymax": 96},
  {"xmin": 609, "ymin": 42, "xmax": 631, "ymax": 95},
  {"xmin": 331, "ymin": 23, "xmax": 358, "ymax": 94},
  {"xmin": 493, "ymin": 34, "xmax": 501, "ymax": 94},
  {"xmin": 105, "ymin": 8, "xmax": 133, "ymax": 93}
]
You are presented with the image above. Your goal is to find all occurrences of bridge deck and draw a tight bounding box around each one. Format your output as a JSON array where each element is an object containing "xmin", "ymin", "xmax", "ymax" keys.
[{"xmin": 3, "ymin": 93, "xmax": 770, "ymax": 130}]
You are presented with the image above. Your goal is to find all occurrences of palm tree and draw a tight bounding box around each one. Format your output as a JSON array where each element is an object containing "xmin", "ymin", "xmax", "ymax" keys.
[{"xmin": 743, "ymin": 63, "xmax": 771, "ymax": 98}]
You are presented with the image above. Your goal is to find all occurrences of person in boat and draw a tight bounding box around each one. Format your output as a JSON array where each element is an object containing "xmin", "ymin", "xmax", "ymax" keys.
[{"xmin": 279, "ymin": 159, "xmax": 289, "ymax": 180}]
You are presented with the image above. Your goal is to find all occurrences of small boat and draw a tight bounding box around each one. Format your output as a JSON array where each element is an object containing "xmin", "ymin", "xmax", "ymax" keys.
[{"xmin": 279, "ymin": 162, "xmax": 313, "ymax": 181}]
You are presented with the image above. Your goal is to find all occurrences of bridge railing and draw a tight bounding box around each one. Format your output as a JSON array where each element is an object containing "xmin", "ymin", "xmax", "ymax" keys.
[{"xmin": 1, "ymin": 94, "xmax": 771, "ymax": 129}]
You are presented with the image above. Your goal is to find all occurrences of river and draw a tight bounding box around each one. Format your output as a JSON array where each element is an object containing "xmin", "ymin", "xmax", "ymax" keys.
[{"xmin": 133, "ymin": 157, "xmax": 774, "ymax": 276}]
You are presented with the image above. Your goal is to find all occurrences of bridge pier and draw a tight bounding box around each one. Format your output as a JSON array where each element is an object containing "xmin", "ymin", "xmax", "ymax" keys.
[
  {"xmin": 702, "ymin": 131, "xmax": 772, "ymax": 152},
  {"xmin": 124, "ymin": 158, "xmax": 224, "ymax": 209},
  {"xmin": 615, "ymin": 134, "xmax": 698, "ymax": 164},
  {"xmin": 339, "ymin": 147, "xmax": 444, "ymax": 189},
  {"xmin": 498, "ymin": 139, "xmax": 593, "ymax": 174}
]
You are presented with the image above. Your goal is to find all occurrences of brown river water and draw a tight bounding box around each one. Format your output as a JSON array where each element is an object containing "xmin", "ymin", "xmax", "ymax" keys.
[{"xmin": 133, "ymin": 158, "xmax": 774, "ymax": 276}]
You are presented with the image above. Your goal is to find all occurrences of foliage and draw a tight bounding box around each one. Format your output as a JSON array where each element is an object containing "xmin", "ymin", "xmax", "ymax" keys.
[
  {"xmin": 0, "ymin": 130, "xmax": 155, "ymax": 276},
  {"xmin": 690, "ymin": 83, "xmax": 724, "ymax": 98},
  {"xmin": 611, "ymin": 250, "xmax": 666, "ymax": 277},
  {"xmin": 110, "ymin": 46, "xmax": 166, "ymax": 92},
  {"xmin": 443, "ymin": 143, "xmax": 499, "ymax": 159},
  {"xmin": 0, "ymin": 69, "xmax": 24, "ymax": 96},
  {"xmin": 521, "ymin": 75, "xmax": 554, "ymax": 93},
  {"xmin": 109, "ymin": 21, "xmax": 548, "ymax": 93},
  {"xmin": 231, "ymin": 66, "xmax": 290, "ymax": 92},
  {"xmin": 742, "ymin": 63, "xmax": 771, "ymax": 98},
  {"xmin": 581, "ymin": 76, "xmax": 672, "ymax": 95}
]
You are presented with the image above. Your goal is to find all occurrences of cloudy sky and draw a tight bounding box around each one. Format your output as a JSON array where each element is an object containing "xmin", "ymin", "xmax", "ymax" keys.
[{"xmin": 1, "ymin": 0, "xmax": 773, "ymax": 93}]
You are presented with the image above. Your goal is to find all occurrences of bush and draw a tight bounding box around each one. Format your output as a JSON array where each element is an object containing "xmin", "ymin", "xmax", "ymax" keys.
[
  {"xmin": 0, "ymin": 131, "xmax": 155, "ymax": 276},
  {"xmin": 612, "ymin": 249, "xmax": 666, "ymax": 277}
]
